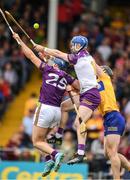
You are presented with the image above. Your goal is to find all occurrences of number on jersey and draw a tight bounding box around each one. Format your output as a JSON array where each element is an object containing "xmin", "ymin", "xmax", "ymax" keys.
[{"xmin": 46, "ymin": 73, "xmax": 67, "ymax": 90}]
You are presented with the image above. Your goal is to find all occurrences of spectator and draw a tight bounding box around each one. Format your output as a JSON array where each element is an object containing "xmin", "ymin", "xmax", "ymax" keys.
[
  {"xmin": 3, "ymin": 62, "xmax": 18, "ymax": 94},
  {"xmin": 24, "ymin": 93, "xmax": 37, "ymax": 116},
  {"xmin": 90, "ymin": 132, "xmax": 109, "ymax": 177},
  {"xmin": 0, "ymin": 76, "xmax": 11, "ymax": 101},
  {"xmin": 0, "ymin": 77, "xmax": 11, "ymax": 119},
  {"xmin": 18, "ymin": 126, "xmax": 33, "ymax": 148},
  {"xmin": 97, "ymin": 38, "xmax": 112, "ymax": 62},
  {"xmin": 5, "ymin": 132, "xmax": 22, "ymax": 160},
  {"xmin": 22, "ymin": 110, "xmax": 34, "ymax": 137},
  {"xmin": 60, "ymin": 129, "xmax": 77, "ymax": 162},
  {"xmin": 11, "ymin": 50, "xmax": 25, "ymax": 91}
]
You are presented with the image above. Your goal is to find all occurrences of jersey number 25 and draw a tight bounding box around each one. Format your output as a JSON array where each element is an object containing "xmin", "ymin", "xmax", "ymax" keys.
[{"xmin": 46, "ymin": 73, "xmax": 67, "ymax": 90}]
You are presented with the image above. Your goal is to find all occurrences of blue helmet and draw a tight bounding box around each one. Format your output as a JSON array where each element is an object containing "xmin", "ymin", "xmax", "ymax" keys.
[
  {"xmin": 54, "ymin": 58, "xmax": 67, "ymax": 70},
  {"xmin": 70, "ymin": 35, "xmax": 88, "ymax": 52}
]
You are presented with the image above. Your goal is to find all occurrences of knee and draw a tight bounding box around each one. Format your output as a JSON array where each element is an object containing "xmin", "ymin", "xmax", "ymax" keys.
[
  {"xmin": 104, "ymin": 149, "xmax": 109, "ymax": 159},
  {"xmin": 61, "ymin": 103, "xmax": 68, "ymax": 112},
  {"xmin": 106, "ymin": 147, "xmax": 117, "ymax": 159},
  {"xmin": 74, "ymin": 119, "xmax": 80, "ymax": 129}
]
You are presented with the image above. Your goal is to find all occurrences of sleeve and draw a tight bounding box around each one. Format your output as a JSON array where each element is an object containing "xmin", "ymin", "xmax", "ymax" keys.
[
  {"xmin": 65, "ymin": 73, "xmax": 75, "ymax": 85},
  {"xmin": 67, "ymin": 53, "xmax": 78, "ymax": 65},
  {"xmin": 39, "ymin": 62, "xmax": 45, "ymax": 71}
]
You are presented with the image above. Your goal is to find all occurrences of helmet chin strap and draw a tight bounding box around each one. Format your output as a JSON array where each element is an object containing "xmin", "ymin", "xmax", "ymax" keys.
[{"xmin": 74, "ymin": 43, "xmax": 87, "ymax": 53}]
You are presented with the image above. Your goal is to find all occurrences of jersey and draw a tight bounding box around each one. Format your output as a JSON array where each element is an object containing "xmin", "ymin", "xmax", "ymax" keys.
[
  {"xmin": 39, "ymin": 63, "xmax": 75, "ymax": 107},
  {"xmin": 68, "ymin": 50, "xmax": 98, "ymax": 94},
  {"xmin": 97, "ymin": 72, "xmax": 119, "ymax": 116}
]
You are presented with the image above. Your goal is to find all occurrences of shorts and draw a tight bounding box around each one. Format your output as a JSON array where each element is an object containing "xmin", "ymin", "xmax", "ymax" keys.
[
  {"xmin": 80, "ymin": 88, "xmax": 101, "ymax": 111},
  {"xmin": 33, "ymin": 103, "xmax": 61, "ymax": 128},
  {"xmin": 104, "ymin": 111, "xmax": 126, "ymax": 136}
]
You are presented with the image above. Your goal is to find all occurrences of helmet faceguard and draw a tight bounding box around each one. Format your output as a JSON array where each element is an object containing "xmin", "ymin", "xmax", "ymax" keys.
[
  {"xmin": 70, "ymin": 43, "xmax": 82, "ymax": 53},
  {"xmin": 70, "ymin": 35, "xmax": 88, "ymax": 53}
]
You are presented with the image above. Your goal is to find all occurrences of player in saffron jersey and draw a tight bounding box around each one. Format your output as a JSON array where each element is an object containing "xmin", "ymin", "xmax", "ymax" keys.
[
  {"xmin": 13, "ymin": 33, "xmax": 79, "ymax": 176},
  {"xmin": 34, "ymin": 35, "xmax": 101, "ymax": 163},
  {"xmin": 96, "ymin": 65, "xmax": 130, "ymax": 180}
]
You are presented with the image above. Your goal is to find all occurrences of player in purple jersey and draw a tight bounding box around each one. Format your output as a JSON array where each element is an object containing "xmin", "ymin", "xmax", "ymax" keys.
[
  {"xmin": 34, "ymin": 35, "xmax": 101, "ymax": 163},
  {"xmin": 13, "ymin": 33, "xmax": 79, "ymax": 176}
]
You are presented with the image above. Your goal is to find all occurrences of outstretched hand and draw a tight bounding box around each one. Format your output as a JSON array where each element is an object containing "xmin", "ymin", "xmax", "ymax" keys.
[{"xmin": 34, "ymin": 44, "xmax": 44, "ymax": 52}]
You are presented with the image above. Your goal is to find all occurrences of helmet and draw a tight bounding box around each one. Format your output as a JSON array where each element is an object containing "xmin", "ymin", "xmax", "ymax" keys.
[
  {"xmin": 101, "ymin": 65, "xmax": 113, "ymax": 77},
  {"xmin": 54, "ymin": 58, "xmax": 67, "ymax": 70},
  {"xmin": 70, "ymin": 35, "xmax": 88, "ymax": 53}
]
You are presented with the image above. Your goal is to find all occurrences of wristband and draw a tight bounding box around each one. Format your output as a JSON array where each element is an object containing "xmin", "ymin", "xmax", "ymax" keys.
[{"xmin": 44, "ymin": 47, "xmax": 48, "ymax": 52}]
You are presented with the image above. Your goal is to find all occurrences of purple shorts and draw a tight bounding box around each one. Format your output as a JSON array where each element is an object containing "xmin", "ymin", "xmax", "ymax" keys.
[{"xmin": 80, "ymin": 88, "xmax": 101, "ymax": 111}]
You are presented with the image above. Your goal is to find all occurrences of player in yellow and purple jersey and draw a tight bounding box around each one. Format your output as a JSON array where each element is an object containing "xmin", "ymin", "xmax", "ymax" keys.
[{"xmin": 13, "ymin": 33, "xmax": 79, "ymax": 177}]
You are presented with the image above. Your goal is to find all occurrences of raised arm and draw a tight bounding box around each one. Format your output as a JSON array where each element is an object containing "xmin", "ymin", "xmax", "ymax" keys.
[
  {"xmin": 95, "ymin": 63, "xmax": 104, "ymax": 77},
  {"xmin": 92, "ymin": 58, "xmax": 104, "ymax": 77},
  {"xmin": 34, "ymin": 44, "xmax": 68, "ymax": 62},
  {"xmin": 13, "ymin": 33, "xmax": 43, "ymax": 69}
]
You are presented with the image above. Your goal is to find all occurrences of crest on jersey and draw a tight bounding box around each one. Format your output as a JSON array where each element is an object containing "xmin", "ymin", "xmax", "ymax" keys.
[{"xmin": 98, "ymin": 81, "xmax": 105, "ymax": 92}]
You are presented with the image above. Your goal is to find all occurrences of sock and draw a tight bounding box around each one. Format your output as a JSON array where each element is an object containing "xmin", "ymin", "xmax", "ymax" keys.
[
  {"xmin": 55, "ymin": 127, "xmax": 64, "ymax": 138},
  {"xmin": 51, "ymin": 150, "xmax": 58, "ymax": 159},
  {"xmin": 45, "ymin": 155, "xmax": 51, "ymax": 162},
  {"xmin": 77, "ymin": 144, "xmax": 85, "ymax": 155}
]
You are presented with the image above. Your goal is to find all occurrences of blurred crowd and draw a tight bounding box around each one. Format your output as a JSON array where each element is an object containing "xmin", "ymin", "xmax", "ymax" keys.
[
  {"xmin": 0, "ymin": 0, "xmax": 48, "ymax": 120},
  {"xmin": 0, "ymin": 0, "xmax": 130, "ymax": 179}
]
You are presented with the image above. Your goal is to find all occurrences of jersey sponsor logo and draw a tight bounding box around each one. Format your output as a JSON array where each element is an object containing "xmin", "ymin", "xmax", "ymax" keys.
[
  {"xmin": 108, "ymin": 127, "xmax": 118, "ymax": 131},
  {"xmin": 46, "ymin": 73, "xmax": 67, "ymax": 90},
  {"xmin": 98, "ymin": 81, "xmax": 105, "ymax": 92}
]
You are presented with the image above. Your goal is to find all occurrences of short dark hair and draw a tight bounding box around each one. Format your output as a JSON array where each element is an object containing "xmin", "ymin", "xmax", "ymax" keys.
[{"xmin": 101, "ymin": 65, "xmax": 113, "ymax": 78}]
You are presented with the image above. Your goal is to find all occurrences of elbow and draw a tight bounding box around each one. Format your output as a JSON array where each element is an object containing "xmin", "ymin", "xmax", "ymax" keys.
[
  {"xmin": 21, "ymin": 48, "xmax": 34, "ymax": 60},
  {"xmin": 30, "ymin": 53, "xmax": 34, "ymax": 59}
]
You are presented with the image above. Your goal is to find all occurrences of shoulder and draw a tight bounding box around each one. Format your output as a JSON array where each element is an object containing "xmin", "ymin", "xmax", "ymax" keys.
[
  {"xmin": 99, "ymin": 72, "xmax": 110, "ymax": 81},
  {"xmin": 68, "ymin": 50, "xmax": 90, "ymax": 65},
  {"xmin": 67, "ymin": 54, "xmax": 78, "ymax": 65},
  {"xmin": 40, "ymin": 63, "xmax": 53, "ymax": 72}
]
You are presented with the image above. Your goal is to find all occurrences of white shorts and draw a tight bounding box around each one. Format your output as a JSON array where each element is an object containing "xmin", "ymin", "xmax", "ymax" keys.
[{"xmin": 33, "ymin": 103, "xmax": 61, "ymax": 128}]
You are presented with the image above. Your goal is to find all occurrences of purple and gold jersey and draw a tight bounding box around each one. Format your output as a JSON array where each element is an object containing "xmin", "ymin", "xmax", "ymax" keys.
[{"xmin": 39, "ymin": 63, "xmax": 75, "ymax": 107}]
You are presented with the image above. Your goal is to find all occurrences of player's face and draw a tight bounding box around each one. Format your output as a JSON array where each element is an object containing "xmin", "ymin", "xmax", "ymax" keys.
[{"xmin": 70, "ymin": 43, "xmax": 82, "ymax": 53}]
